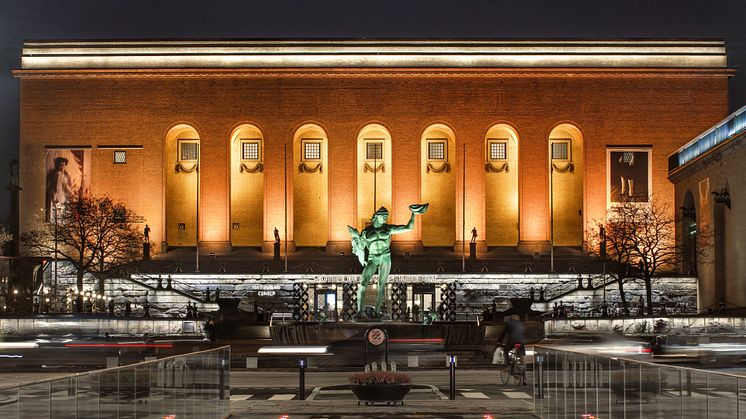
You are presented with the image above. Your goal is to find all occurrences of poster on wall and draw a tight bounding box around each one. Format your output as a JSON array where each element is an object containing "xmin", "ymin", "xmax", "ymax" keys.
[
  {"xmin": 607, "ymin": 148, "xmax": 651, "ymax": 205},
  {"xmin": 45, "ymin": 149, "xmax": 91, "ymax": 221}
]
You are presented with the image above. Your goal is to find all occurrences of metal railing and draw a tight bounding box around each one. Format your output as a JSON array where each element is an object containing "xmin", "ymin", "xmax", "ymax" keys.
[
  {"xmin": 0, "ymin": 346, "xmax": 230, "ymax": 419},
  {"xmin": 533, "ymin": 345, "xmax": 745, "ymax": 418}
]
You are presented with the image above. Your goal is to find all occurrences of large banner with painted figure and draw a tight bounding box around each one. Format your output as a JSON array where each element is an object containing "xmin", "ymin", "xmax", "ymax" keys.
[
  {"xmin": 607, "ymin": 148, "xmax": 651, "ymax": 205},
  {"xmin": 45, "ymin": 149, "xmax": 91, "ymax": 221}
]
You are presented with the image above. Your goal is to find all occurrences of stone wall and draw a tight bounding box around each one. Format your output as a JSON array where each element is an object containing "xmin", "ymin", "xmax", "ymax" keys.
[
  {"xmin": 128, "ymin": 272, "xmax": 697, "ymax": 317},
  {"xmin": 546, "ymin": 316, "xmax": 746, "ymax": 336},
  {"xmin": 0, "ymin": 316, "xmax": 203, "ymax": 336}
]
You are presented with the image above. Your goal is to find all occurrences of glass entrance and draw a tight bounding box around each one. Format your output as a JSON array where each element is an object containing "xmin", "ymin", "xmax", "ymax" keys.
[
  {"xmin": 314, "ymin": 288, "xmax": 337, "ymax": 320},
  {"xmin": 411, "ymin": 284, "xmax": 436, "ymax": 321}
]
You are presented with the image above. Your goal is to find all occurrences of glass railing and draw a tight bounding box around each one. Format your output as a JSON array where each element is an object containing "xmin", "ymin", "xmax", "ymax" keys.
[
  {"xmin": 533, "ymin": 345, "xmax": 744, "ymax": 418},
  {"xmin": 0, "ymin": 345, "xmax": 230, "ymax": 419},
  {"xmin": 669, "ymin": 104, "xmax": 746, "ymax": 173}
]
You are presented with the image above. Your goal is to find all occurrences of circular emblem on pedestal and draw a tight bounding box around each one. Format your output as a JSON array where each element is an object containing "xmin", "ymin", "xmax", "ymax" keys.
[{"xmin": 367, "ymin": 328, "xmax": 386, "ymax": 346}]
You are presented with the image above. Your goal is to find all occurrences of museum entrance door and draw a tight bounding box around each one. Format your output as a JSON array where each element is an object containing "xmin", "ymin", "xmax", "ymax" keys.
[
  {"xmin": 314, "ymin": 288, "xmax": 337, "ymax": 320},
  {"xmin": 412, "ymin": 284, "xmax": 435, "ymax": 320}
]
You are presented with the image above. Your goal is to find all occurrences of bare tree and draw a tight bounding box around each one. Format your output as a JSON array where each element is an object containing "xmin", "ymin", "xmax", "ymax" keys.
[
  {"xmin": 22, "ymin": 195, "xmax": 143, "ymax": 304},
  {"xmin": 586, "ymin": 214, "xmax": 635, "ymax": 316},
  {"xmin": 589, "ymin": 199, "xmax": 693, "ymax": 316}
]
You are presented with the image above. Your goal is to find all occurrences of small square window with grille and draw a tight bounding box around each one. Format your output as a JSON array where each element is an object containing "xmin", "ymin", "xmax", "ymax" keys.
[
  {"xmin": 113, "ymin": 150, "xmax": 126, "ymax": 164},
  {"xmin": 232, "ymin": 222, "xmax": 240, "ymax": 230},
  {"xmin": 241, "ymin": 141, "xmax": 260, "ymax": 161},
  {"xmin": 303, "ymin": 141, "xmax": 322, "ymax": 161},
  {"xmin": 551, "ymin": 141, "xmax": 570, "ymax": 160},
  {"xmin": 366, "ymin": 142, "xmax": 383, "ymax": 160},
  {"xmin": 179, "ymin": 141, "xmax": 198, "ymax": 161},
  {"xmin": 489, "ymin": 141, "xmax": 507, "ymax": 160},
  {"xmin": 428, "ymin": 141, "xmax": 446, "ymax": 160},
  {"xmin": 178, "ymin": 223, "xmax": 186, "ymax": 231}
]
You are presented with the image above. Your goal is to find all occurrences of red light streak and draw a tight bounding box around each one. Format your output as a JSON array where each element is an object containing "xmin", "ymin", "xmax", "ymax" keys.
[
  {"xmin": 64, "ymin": 343, "xmax": 173, "ymax": 348},
  {"xmin": 388, "ymin": 338, "xmax": 444, "ymax": 344}
]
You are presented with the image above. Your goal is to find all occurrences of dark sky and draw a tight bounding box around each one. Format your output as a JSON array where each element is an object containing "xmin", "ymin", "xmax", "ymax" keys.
[{"xmin": 1, "ymin": 0, "xmax": 745, "ymax": 222}]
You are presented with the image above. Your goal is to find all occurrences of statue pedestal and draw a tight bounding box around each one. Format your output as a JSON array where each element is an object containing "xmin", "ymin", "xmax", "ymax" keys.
[
  {"xmin": 143, "ymin": 243, "xmax": 151, "ymax": 261},
  {"xmin": 262, "ymin": 241, "xmax": 295, "ymax": 254},
  {"xmin": 469, "ymin": 242, "xmax": 477, "ymax": 261},
  {"xmin": 325, "ymin": 240, "xmax": 352, "ymax": 255},
  {"xmin": 270, "ymin": 321, "xmax": 485, "ymax": 348},
  {"xmin": 517, "ymin": 240, "xmax": 551, "ymax": 255},
  {"xmin": 273, "ymin": 243, "xmax": 281, "ymax": 260}
]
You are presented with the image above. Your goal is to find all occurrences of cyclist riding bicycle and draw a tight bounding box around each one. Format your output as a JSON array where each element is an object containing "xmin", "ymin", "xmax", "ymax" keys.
[{"xmin": 498, "ymin": 314, "xmax": 526, "ymax": 366}]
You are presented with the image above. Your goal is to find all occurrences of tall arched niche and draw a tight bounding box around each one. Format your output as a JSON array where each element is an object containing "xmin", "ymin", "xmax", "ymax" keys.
[
  {"xmin": 484, "ymin": 124, "xmax": 519, "ymax": 246},
  {"xmin": 681, "ymin": 190, "xmax": 697, "ymax": 276},
  {"xmin": 165, "ymin": 124, "xmax": 200, "ymax": 246},
  {"xmin": 549, "ymin": 123, "xmax": 584, "ymax": 246},
  {"xmin": 293, "ymin": 124, "xmax": 329, "ymax": 247},
  {"xmin": 230, "ymin": 124, "xmax": 264, "ymax": 247},
  {"xmin": 420, "ymin": 124, "xmax": 456, "ymax": 247},
  {"xmin": 356, "ymin": 124, "xmax": 392, "ymax": 230}
]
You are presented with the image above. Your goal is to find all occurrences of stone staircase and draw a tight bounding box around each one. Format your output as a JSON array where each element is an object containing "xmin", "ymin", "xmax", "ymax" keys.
[{"xmin": 42, "ymin": 262, "xmax": 219, "ymax": 317}]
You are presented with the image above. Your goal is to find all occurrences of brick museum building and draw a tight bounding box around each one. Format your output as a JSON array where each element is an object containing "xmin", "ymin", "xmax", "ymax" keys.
[{"xmin": 11, "ymin": 39, "xmax": 735, "ymax": 314}]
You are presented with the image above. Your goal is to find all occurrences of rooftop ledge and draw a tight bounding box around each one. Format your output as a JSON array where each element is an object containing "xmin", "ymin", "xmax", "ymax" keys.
[{"xmin": 18, "ymin": 39, "xmax": 728, "ymax": 70}]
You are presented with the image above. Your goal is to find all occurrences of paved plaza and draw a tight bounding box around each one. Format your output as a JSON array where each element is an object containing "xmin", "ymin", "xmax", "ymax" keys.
[{"xmin": 228, "ymin": 369, "xmax": 536, "ymax": 418}]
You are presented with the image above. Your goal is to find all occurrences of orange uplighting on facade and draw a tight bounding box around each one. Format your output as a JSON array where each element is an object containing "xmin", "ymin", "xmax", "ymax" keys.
[{"xmin": 14, "ymin": 40, "xmax": 731, "ymax": 256}]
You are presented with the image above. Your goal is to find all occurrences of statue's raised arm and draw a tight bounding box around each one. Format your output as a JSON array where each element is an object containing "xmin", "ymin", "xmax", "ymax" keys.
[{"xmin": 390, "ymin": 203, "xmax": 429, "ymax": 234}]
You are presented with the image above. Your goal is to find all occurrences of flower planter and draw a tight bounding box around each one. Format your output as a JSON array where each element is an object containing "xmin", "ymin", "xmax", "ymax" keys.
[
  {"xmin": 609, "ymin": 370, "xmax": 664, "ymax": 402},
  {"xmin": 350, "ymin": 383, "xmax": 411, "ymax": 405}
]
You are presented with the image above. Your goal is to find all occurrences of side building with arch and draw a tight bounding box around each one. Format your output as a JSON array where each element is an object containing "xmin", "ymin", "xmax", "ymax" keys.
[
  {"xmin": 15, "ymin": 40, "xmax": 732, "ymax": 258},
  {"xmin": 669, "ymin": 105, "xmax": 746, "ymax": 311}
]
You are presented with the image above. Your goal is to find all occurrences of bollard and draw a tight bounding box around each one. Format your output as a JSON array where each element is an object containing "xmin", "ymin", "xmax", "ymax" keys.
[
  {"xmin": 449, "ymin": 355, "xmax": 457, "ymax": 400},
  {"xmin": 536, "ymin": 354, "xmax": 544, "ymax": 399},
  {"xmin": 219, "ymin": 358, "xmax": 226, "ymax": 400},
  {"xmin": 299, "ymin": 357, "xmax": 306, "ymax": 400}
]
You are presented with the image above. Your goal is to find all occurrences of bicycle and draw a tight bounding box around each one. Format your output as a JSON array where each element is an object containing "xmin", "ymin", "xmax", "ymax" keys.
[{"xmin": 499, "ymin": 343, "xmax": 526, "ymax": 385}]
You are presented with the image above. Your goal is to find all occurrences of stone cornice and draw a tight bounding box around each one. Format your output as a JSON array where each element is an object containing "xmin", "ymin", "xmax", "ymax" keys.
[
  {"xmin": 20, "ymin": 39, "xmax": 728, "ymax": 70},
  {"xmin": 13, "ymin": 67, "xmax": 734, "ymax": 79}
]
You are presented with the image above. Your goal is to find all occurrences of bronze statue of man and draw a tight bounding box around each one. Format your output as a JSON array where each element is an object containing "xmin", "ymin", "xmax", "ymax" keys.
[{"xmin": 348, "ymin": 203, "xmax": 428, "ymax": 318}]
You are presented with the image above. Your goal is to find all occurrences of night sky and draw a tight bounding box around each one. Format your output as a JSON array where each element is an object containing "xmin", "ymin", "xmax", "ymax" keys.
[{"xmin": 1, "ymin": 0, "xmax": 745, "ymax": 222}]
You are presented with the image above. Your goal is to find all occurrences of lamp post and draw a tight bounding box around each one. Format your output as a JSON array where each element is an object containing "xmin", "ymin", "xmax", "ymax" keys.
[
  {"xmin": 284, "ymin": 143, "xmax": 288, "ymax": 273},
  {"xmin": 461, "ymin": 143, "xmax": 466, "ymax": 273},
  {"xmin": 372, "ymin": 149, "xmax": 377, "ymax": 214},
  {"xmin": 53, "ymin": 201, "xmax": 61, "ymax": 312},
  {"xmin": 195, "ymin": 143, "xmax": 200, "ymax": 273},
  {"xmin": 549, "ymin": 153, "xmax": 555, "ymax": 273}
]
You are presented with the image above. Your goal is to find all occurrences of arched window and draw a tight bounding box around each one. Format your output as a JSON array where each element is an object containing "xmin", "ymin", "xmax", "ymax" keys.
[
  {"xmin": 230, "ymin": 124, "xmax": 264, "ymax": 247},
  {"xmin": 548, "ymin": 124, "xmax": 584, "ymax": 247},
  {"xmin": 356, "ymin": 124, "xmax": 392, "ymax": 230},
  {"xmin": 165, "ymin": 124, "xmax": 200, "ymax": 246},
  {"xmin": 293, "ymin": 124, "xmax": 329, "ymax": 247},
  {"xmin": 484, "ymin": 124, "xmax": 519, "ymax": 246},
  {"xmin": 420, "ymin": 124, "xmax": 456, "ymax": 247}
]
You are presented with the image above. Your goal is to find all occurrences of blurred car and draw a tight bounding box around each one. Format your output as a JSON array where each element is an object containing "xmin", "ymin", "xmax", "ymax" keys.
[
  {"xmin": 656, "ymin": 342, "xmax": 746, "ymax": 367},
  {"xmin": 536, "ymin": 332, "xmax": 653, "ymax": 357}
]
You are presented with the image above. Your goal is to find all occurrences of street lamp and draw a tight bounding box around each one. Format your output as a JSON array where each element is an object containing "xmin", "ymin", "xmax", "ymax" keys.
[
  {"xmin": 195, "ymin": 143, "xmax": 201, "ymax": 273},
  {"xmin": 53, "ymin": 201, "xmax": 63, "ymax": 312},
  {"xmin": 549, "ymin": 151, "xmax": 555, "ymax": 273}
]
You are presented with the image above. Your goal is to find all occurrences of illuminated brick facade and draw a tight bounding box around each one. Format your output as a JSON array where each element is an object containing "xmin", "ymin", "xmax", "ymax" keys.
[{"xmin": 15, "ymin": 40, "xmax": 732, "ymax": 255}]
